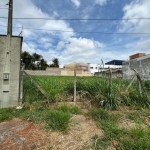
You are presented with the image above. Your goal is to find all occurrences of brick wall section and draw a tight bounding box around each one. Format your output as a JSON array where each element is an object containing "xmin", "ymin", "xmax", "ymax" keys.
[{"xmin": 129, "ymin": 53, "xmax": 146, "ymax": 60}]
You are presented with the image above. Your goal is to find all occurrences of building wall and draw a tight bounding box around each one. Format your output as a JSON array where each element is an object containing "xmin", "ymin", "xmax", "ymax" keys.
[
  {"xmin": 94, "ymin": 69, "xmax": 123, "ymax": 78},
  {"xmin": 25, "ymin": 69, "xmax": 61, "ymax": 76},
  {"xmin": 0, "ymin": 35, "xmax": 22, "ymax": 108},
  {"xmin": 89, "ymin": 63, "xmax": 121, "ymax": 74},
  {"xmin": 122, "ymin": 54, "xmax": 150, "ymax": 80},
  {"xmin": 25, "ymin": 69, "xmax": 92, "ymax": 76},
  {"xmin": 61, "ymin": 69, "xmax": 92, "ymax": 76},
  {"xmin": 89, "ymin": 64, "xmax": 99, "ymax": 74}
]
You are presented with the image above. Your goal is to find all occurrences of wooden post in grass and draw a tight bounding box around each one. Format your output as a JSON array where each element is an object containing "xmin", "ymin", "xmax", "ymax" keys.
[
  {"xmin": 24, "ymin": 70, "xmax": 49, "ymax": 102},
  {"xmin": 133, "ymin": 69, "xmax": 150, "ymax": 101},
  {"xmin": 19, "ymin": 65, "xmax": 25, "ymax": 106},
  {"xmin": 138, "ymin": 77, "xmax": 142, "ymax": 95},
  {"xmin": 125, "ymin": 74, "xmax": 136, "ymax": 92},
  {"xmin": 74, "ymin": 69, "xmax": 76, "ymax": 105}
]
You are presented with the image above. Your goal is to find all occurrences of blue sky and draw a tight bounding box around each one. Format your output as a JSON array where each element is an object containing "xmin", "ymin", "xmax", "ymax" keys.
[{"xmin": 0, "ymin": 0, "xmax": 150, "ymax": 65}]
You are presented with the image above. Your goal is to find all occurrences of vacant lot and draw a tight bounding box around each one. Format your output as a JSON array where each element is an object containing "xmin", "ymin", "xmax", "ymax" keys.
[
  {"xmin": 1, "ymin": 76, "xmax": 150, "ymax": 149},
  {"xmin": 1, "ymin": 105, "xmax": 150, "ymax": 150}
]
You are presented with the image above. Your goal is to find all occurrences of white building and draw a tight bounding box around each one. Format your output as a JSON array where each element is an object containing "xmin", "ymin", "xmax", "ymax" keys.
[{"xmin": 89, "ymin": 63, "xmax": 121, "ymax": 74}]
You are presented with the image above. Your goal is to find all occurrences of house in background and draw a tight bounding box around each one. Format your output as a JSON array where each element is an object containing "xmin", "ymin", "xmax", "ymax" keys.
[
  {"xmin": 62, "ymin": 62, "xmax": 91, "ymax": 76},
  {"xmin": 122, "ymin": 53, "xmax": 150, "ymax": 80},
  {"xmin": 93, "ymin": 60, "xmax": 124, "ymax": 78},
  {"xmin": 88, "ymin": 63, "xmax": 119, "ymax": 74}
]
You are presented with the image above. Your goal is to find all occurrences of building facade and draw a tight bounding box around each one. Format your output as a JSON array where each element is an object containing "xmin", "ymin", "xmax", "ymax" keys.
[
  {"xmin": 122, "ymin": 54, "xmax": 150, "ymax": 80},
  {"xmin": 0, "ymin": 35, "xmax": 22, "ymax": 108}
]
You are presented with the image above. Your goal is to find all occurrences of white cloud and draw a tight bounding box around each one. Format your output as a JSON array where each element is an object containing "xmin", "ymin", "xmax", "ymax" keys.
[
  {"xmin": 56, "ymin": 41, "xmax": 65, "ymax": 50},
  {"xmin": 117, "ymin": 0, "xmax": 150, "ymax": 59},
  {"xmin": 58, "ymin": 37, "xmax": 105, "ymax": 64},
  {"xmin": 132, "ymin": 38, "xmax": 150, "ymax": 54},
  {"xmin": 95, "ymin": 0, "xmax": 107, "ymax": 6},
  {"xmin": 120, "ymin": 0, "xmax": 150, "ymax": 33},
  {"xmin": 9, "ymin": 0, "xmax": 75, "ymax": 40},
  {"xmin": 22, "ymin": 42, "xmax": 35, "ymax": 54},
  {"xmin": 70, "ymin": 0, "xmax": 81, "ymax": 8}
]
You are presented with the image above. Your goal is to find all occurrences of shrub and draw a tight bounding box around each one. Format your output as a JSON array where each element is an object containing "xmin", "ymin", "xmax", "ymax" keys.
[
  {"xmin": 0, "ymin": 108, "xmax": 13, "ymax": 122},
  {"xmin": 46, "ymin": 110, "xmax": 71, "ymax": 132}
]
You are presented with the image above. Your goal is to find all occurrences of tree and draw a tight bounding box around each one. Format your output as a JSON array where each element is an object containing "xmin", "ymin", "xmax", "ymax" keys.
[
  {"xmin": 21, "ymin": 51, "xmax": 32, "ymax": 70},
  {"xmin": 40, "ymin": 59, "xmax": 48, "ymax": 70},
  {"xmin": 21, "ymin": 51, "xmax": 48, "ymax": 70},
  {"xmin": 49, "ymin": 58, "xmax": 59, "ymax": 67},
  {"xmin": 32, "ymin": 53, "xmax": 42, "ymax": 61}
]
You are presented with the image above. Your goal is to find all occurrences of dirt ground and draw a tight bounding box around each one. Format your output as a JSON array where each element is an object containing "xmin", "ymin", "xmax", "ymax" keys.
[{"xmin": 0, "ymin": 114, "xmax": 104, "ymax": 150}]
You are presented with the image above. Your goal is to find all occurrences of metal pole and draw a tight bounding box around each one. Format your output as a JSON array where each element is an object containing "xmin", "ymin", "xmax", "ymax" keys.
[
  {"xmin": 2, "ymin": 0, "xmax": 13, "ymax": 108},
  {"xmin": 7, "ymin": 0, "xmax": 13, "ymax": 36}
]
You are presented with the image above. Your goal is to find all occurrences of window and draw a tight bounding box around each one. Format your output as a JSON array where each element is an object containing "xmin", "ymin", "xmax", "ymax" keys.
[
  {"xmin": 90, "ymin": 67, "xmax": 93, "ymax": 69},
  {"xmin": 95, "ymin": 67, "xmax": 97, "ymax": 69}
]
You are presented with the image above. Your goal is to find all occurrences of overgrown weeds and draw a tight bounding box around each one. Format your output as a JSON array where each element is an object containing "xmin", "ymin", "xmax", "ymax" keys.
[
  {"xmin": 0, "ymin": 103, "xmax": 81, "ymax": 132},
  {"xmin": 23, "ymin": 75, "xmax": 150, "ymax": 110},
  {"xmin": 88, "ymin": 108, "xmax": 150, "ymax": 150}
]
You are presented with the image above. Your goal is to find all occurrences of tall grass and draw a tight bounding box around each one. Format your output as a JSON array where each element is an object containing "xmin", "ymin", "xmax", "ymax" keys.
[
  {"xmin": 88, "ymin": 108, "xmax": 150, "ymax": 150},
  {"xmin": 23, "ymin": 75, "xmax": 150, "ymax": 109}
]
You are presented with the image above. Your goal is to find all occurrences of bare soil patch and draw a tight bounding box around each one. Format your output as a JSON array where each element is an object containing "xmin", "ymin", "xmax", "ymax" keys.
[
  {"xmin": 0, "ymin": 114, "xmax": 103, "ymax": 150},
  {"xmin": 0, "ymin": 118, "xmax": 48, "ymax": 150},
  {"xmin": 48, "ymin": 115, "xmax": 103, "ymax": 150}
]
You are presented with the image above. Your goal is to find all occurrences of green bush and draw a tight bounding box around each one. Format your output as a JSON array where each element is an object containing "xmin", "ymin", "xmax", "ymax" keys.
[
  {"xmin": 0, "ymin": 108, "xmax": 13, "ymax": 122},
  {"xmin": 46, "ymin": 110, "xmax": 71, "ymax": 132}
]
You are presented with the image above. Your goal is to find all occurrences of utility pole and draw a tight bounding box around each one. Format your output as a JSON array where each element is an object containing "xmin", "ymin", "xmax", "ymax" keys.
[
  {"xmin": 2, "ymin": 0, "xmax": 13, "ymax": 107},
  {"xmin": 7, "ymin": 0, "xmax": 13, "ymax": 35},
  {"xmin": 0, "ymin": 0, "xmax": 22, "ymax": 108}
]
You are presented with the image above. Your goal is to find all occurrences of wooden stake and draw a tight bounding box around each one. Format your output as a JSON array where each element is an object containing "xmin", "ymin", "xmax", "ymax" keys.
[
  {"xmin": 74, "ymin": 70, "xmax": 76, "ymax": 105},
  {"xmin": 23, "ymin": 71, "xmax": 49, "ymax": 101},
  {"xmin": 125, "ymin": 74, "xmax": 136, "ymax": 92},
  {"xmin": 133, "ymin": 69, "xmax": 150, "ymax": 101},
  {"xmin": 19, "ymin": 65, "xmax": 25, "ymax": 105}
]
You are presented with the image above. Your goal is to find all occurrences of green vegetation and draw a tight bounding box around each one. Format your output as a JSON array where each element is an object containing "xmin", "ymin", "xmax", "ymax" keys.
[
  {"xmin": 23, "ymin": 76, "xmax": 150, "ymax": 109},
  {"xmin": 0, "ymin": 108, "xmax": 13, "ymax": 122},
  {"xmin": 87, "ymin": 108, "xmax": 150, "ymax": 150},
  {"xmin": 1, "ymin": 75, "xmax": 150, "ymax": 149},
  {"xmin": 45, "ymin": 110, "xmax": 71, "ymax": 131},
  {"xmin": 22, "ymin": 51, "xmax": 48, "ymax": 70},
  {"xmin": 0, "ymin": 104, "xmax": 81, "ymax": 132},
  {"xmin": 49, "ymin": 57, "xmax": 59, "ymax": 67}
]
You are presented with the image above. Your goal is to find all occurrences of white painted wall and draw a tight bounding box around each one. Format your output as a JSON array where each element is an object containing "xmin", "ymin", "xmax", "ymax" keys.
[{"xmin": 89, "ymin": 63, "xmax": 122, "ymax": 74}]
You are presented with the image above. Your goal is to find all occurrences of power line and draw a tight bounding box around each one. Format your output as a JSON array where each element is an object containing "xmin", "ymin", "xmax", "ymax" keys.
[
  {"xmin": 0, "ymin": 3, "xmax": 8, "ymax": 9},
  {"xmin": 0, "ymin": 3, "xmax": 9, "ymax": 7},
  {"xmin": 0, "ymin": 5, "xmax": 8, "ymax": 7},
  {"xmin": 1, "ymin": 24, "xmax": 150, "ymax": 35},
  {"xmin": 0, "ymin": 17, "xmax": 150, "ymax": 21}
]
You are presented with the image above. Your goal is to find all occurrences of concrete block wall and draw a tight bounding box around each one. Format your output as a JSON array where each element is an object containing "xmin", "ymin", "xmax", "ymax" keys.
[
  {"xmin": 122, "ymin": 54, "xmax": 150, "ymax": 80},
  {"xmin": 0, "ymin": 35, "xmax": 22, "ymax": 108},
  {"xmin": 25, "ymin": 69, "xmax": 92, "ymax": 76},
  {"xmin": 94, "ymin": 69, "xmax": 123, "ymax": 78},
  {"xmin": 25, "ymin": 69, "xmax": 61, "ymax": 76}
]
